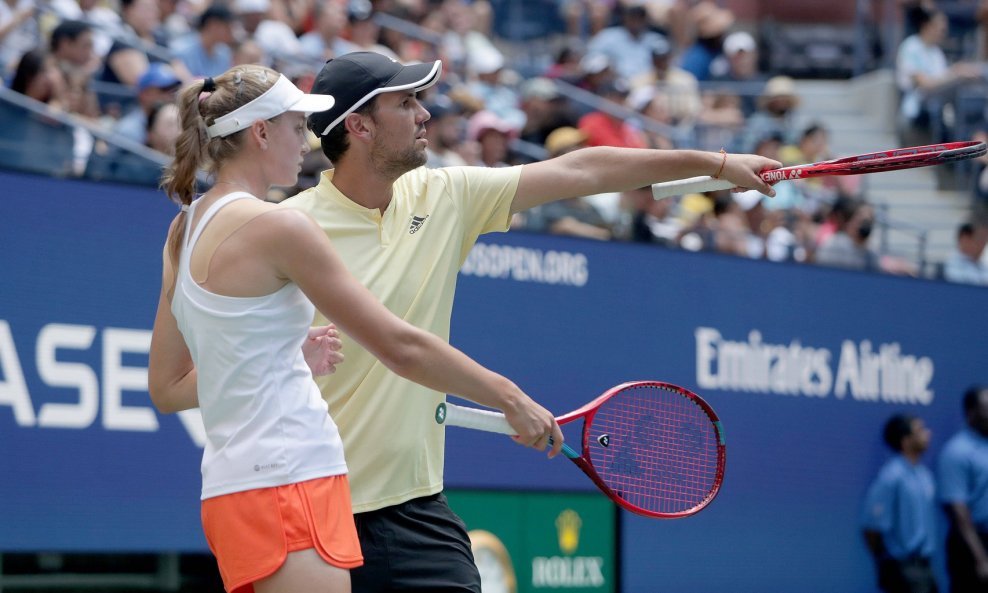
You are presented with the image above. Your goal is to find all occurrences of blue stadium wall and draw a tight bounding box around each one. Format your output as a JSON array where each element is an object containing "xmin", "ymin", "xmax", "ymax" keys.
[{"xmin": 1, "ymin": 170, "xmax": 985, "ymax": 593}]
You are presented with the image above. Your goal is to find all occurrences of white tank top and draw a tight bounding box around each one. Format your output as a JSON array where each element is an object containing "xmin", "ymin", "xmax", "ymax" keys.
[{"xmin": 172, "ymin": 193, "xmax": 347, "ymax": 500}]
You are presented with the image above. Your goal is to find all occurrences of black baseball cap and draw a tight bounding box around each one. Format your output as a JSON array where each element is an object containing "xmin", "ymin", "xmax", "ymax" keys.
[{"xmin": 308, "ymin": 51, "xmax": 442, "ymax": 136}]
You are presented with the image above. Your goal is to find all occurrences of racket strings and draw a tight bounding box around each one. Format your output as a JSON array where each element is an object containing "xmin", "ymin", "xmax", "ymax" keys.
[{"xmin": 588, "ymin": 384, "xmax": 723, "ymax": 515}]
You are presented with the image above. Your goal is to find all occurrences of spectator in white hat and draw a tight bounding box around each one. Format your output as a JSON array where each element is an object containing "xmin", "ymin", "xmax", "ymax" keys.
[{"xmin": 235, "ymin": 0, "xmax": 303, "ymax": 63}]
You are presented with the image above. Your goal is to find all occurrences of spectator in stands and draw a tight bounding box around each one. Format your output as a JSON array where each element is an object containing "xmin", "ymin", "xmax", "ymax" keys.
[
  {"xmin": 938, "ymin": 385, "xmax": 988, "ymax": 593},
  {"xmin": 627, "ymin": 86, "xmax": 676, "ymax": 149},
  {"xmin": 433, "ymin": 0, "xmax": 498, "ymax": 81},
  {"xmin": 630, "ymin": 34, "xmax": 703, "ymax": 128},
  {"xmin": 587, "ymin": 4, "xmax": 669, "ymax": 81},
  {"xmin": 464, "ymin": 45, "xmax": 524, "ymax": 130},
  {"xmin": 533, "ymin": 126, "xmax": 614, "ymax": 241},
  {"xmin": 144, "ymin": 100, "xmax": 179, "ymax": 155},
  {"xmin": 709, "ymin": 191, "xmax": 754, "ymax": 257},
  {"xmin": 861, "ymin": 413, "xmax": 938, "ymax": 593},
  {"xmin": 896, "ymin": 4, "xmax": 984, "ymax": 143},
  {"xmin": 49, "ymin": 0, "xmax": 123, "ymax": 59},
  {"xmin": 678, "ymin": 1, "xmax": 734, "ymax": 81},
  {"xmin": 50, "ymin": 20, "xmax": 100, "ymax": 120},
  {"xmin": 624, "ymin": 184, "xmax": 681, "ymax": 246},
  {"xmin": 575, "ymin": 51, "xmax": 615, "ymax": 98},
  {"xmin": 943, "ymin": 219, "xmax": 988, "ymax": 285},
  {"xmin": 50, "ymin": 20, "xmax": 99, "ymax": 76},
  {"xmin": 0, "ymin": 0, "xmax": 38, "ymax": 78},
  {"xmin": 344, "ymin": 0, "xmax": 397, "ymax": 59},
  {"xmin": 815, "ymin": 197, "xmax": 917, "ymax": 274},
  {"xmin": 299, "ymin": 0, "xmax": 356, "ymax": 63},
  {"xmin": 9, "ymin": 46, "xmax": 100, "ymax": 174},
  {"xmin": 763, "ymin": 208, "xmax": 811, "ymax": 262},
  {"xmin": 543, "ymin": 39, "xmax": 586, "ymax": 83},
  {"xmin": 577, "ymin": 79, "xmax": 647, "ymax": 149},
  {"xmin": 709, "ymin": 30, "xmax": 765, "ymax": 117},
  {"xmin": 737, "ymin": 75, "xmax": 801, "ymax": 153},
  {"xmin": 466, "ymin": 109, "xmax": 517, "ymax": 167},
  {"xmin": 113, "ymin": 62, "xmax": 180, "ymax": 144},
  {"xmin": 156, "ymin": 0, "xmax": 191, "ymax": 42},
  {"xmin": 98, "ymin": 0, "xmax": 180, "ymax": 88},
  {"xmin": 518, "ymin": 76, "xmax": 577, "ymax": 147},
  {"xmin": 8, "ymin": 48, "xmax": 64, "ymax": 105},
  {"xmin": 59, "ymin": 58, "xmax": 101, "ymax": 120},
  {"xmin": 695, "ymin": 50, "xmax": 750, "ymax": 145},
  {"xmin": 732, "ymin": 189, "xmax": 768, "ymax": 258},
  {"xmin": 424, "ymin": 95, "xmax": 468, "ymax": 168},
  {"xmin": 235, "ymin": 0, "xmax": 303, "ymax": 64},
  {"xmin": 815, "ymin": 196, "xmax": 881, "ymax": 271},
  {"xmin": 171, "ymin": 4, "xmax": 236, "ymax": 78}
]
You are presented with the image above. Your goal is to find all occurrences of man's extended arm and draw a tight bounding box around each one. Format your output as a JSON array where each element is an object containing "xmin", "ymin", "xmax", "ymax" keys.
[{"xmin": 511, "ymin": 147, "xmax": 780, "ymax": 214}]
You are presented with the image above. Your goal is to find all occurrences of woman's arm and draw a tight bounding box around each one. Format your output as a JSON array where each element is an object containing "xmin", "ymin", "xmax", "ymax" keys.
[
  {"xmin": 266, "ymin": 209, "xmax": 563, "ymax": 455},
  {"xmin": 148, "ymin": 243, "xmax": 198, "ymax": 414}
]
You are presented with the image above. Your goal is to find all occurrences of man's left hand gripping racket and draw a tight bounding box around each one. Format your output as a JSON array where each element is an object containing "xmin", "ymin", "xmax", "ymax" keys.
[{"xmin": 435, "ymin": 381, "xmax": 727, "ymax": 519}]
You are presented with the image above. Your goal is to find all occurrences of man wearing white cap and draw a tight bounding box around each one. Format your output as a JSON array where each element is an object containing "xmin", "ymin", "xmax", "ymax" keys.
[
  {"xmin": 234, "ymin": 0, "xmax": 302, "ymax": 63},
  {"xmin": 709, "ymin": 30, "xmax": 766, "ymax": 117},
  {"xmin": 282, "ymin": 51, "xmax": 780, "ymax": 593}
]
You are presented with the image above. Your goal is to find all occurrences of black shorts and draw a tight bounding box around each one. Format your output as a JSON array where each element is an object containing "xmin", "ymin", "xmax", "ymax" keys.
[{"xmin": 350, "ymin": 492, "xmax": 480, "ymax": 593}]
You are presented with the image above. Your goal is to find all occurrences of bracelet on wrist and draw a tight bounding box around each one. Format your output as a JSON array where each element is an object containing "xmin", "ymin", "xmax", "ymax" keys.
[{"xmin": 713, "ymin": 148, "xmax": 727, "ymax": 179}]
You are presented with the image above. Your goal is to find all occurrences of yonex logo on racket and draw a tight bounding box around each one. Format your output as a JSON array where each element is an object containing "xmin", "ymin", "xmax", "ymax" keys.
[{"xmin": 762, "ymin": 168, "xmax": 803, "ymax": 182}]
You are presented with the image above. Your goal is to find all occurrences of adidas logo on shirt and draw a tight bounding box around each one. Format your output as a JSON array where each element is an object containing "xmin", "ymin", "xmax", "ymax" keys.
[{"xmin": 409, "ymin": 215, "xmax": 429, "ymax": 234}]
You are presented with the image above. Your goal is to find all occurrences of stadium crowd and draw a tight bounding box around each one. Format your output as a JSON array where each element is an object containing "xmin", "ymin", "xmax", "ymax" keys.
[{"xmin": 2, "ymin": 0, "xmax": 988, "ymax": 283}]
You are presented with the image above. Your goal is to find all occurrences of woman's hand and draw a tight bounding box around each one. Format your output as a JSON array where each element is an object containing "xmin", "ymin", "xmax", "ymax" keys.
[{"xmin": 302, "ymin": 324, "xmax": 344, "ymax": 376}]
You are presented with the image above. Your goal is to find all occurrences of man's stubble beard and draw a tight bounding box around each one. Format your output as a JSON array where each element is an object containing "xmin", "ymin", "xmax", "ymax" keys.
[{"xmin": 371, "ymin": 140, "xmax": 427, "ymax": 178}]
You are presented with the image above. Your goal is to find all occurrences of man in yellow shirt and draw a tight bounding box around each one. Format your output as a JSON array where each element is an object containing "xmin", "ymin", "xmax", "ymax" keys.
[{"xmin": 284, "ymin": 51, "xmax": 779, "ymax": 593}]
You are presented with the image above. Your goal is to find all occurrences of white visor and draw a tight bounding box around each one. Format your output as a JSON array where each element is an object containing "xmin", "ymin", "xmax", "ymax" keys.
[{"xmin": 206, "ymin": 75, "xmax": 335, "ymax": 139}]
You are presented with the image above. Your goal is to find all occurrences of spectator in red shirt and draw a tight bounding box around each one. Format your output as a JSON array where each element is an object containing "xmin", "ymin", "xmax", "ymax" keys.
[{"xmin": 577, "ymin": 79, "xmax": 647, "ymax": 148}]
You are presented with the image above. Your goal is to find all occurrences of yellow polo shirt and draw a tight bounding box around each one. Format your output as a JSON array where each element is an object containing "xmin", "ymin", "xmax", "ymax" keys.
[{"xmin": 281, "ymin": 165, "xmax": 521, "ymax": 512}]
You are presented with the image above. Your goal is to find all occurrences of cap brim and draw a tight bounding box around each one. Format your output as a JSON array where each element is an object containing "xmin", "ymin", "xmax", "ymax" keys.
[
  {"xmin": 289, "ymin": 93, "xmax": 335, "ymax": 115},
  {"xmin": 382, "ymin": 60, "xmax": 441, "ymax": 93}
]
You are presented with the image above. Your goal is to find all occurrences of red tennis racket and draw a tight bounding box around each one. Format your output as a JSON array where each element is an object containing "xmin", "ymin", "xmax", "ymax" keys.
[
  {"xmin": 436, "ymin": 381, "xmax": 726, "ymax": 519},
  {"xmin": 650, "ymin": 141, "xmax": 987, "ymax": 199}
]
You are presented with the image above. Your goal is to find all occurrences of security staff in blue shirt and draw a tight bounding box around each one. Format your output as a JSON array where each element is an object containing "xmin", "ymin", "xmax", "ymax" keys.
[
  {"xmin": 862, "ymin": 413, "xmax": 938, "ymax": 593},
  {"xmin": 938, "ymin": 385, "xmax": 988, "ymax": 593}
]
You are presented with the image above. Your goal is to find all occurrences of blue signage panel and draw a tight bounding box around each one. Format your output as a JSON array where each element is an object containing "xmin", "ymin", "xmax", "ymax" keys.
[
  {"xmin": 445, "ymin": 232, "xmax": 986, "ymax": 593},
  {"xmin": 1, "ymin": 171, "xmax": 205, "ymax": 550},
  {"xmin": 2, "ymin": 171, "xmax": 986, "ymax": 593}
]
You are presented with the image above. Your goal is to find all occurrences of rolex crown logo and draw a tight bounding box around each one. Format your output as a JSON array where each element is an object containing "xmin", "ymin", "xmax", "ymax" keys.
[{"xmin": 555, "ymin": 509, "xmax": 582, "ymax": 555}]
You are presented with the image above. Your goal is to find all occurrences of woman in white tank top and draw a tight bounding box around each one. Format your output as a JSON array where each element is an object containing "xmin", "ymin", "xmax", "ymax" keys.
[{"xmin": 147, "ymin": 65, "xmax": 563, "ymax": 593}]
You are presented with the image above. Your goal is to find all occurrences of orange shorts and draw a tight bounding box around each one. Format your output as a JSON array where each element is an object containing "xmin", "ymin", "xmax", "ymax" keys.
[{"xmin": 201, "ymin": 475, "xmax": 363, "ymax": 593}]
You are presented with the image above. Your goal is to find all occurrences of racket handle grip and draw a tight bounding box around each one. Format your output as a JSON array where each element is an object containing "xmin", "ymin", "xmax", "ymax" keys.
[
  {"xmin": 651, "ymin": 176, "xmax": 734, "ymax": 199},
  {"xmin": 440, "ymin": 403, "xmax": 515, "ymax": 435}
]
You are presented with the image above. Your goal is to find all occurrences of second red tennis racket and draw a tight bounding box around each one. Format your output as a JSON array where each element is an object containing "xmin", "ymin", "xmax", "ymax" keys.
[
  {"xmin": 651, "ymin": 140, "xmax": 987, "ymax": 199},
  {"xmin": 436, "ymin": 381, "xmax": 727, "ymax": 519}
]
